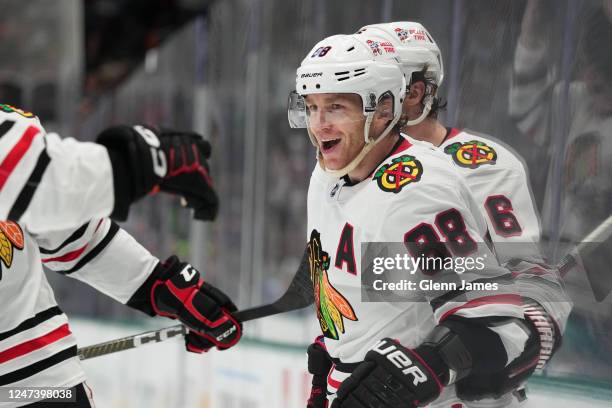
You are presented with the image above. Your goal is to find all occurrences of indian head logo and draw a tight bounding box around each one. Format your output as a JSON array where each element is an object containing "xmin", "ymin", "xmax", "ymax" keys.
[
  {"xmin": 0, "ymin": 221, "xmax": 24, "ymax": 280},
  {"xmin": 373, "ymin": 155, "xmax": 423, "ymax": 193},
  {"xmin": 308, "ymin": 230, "xmax": 357, "ymax": 340},
  {"xmin": 444, "ymin": 140, "xmax": 497, "ymax": 169}
]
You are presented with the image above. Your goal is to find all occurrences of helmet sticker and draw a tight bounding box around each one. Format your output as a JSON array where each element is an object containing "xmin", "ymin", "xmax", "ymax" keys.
[
  {"xmin": 394, "ymin": 27, "xmax": 431, "ymax": 43},
  {"xmin": 365, "ymin": 39, "xmax": 395, "ymax": 56},
  {"xmin": 311, "ymin": 46, "xmax": 332, "ymax": 58}
]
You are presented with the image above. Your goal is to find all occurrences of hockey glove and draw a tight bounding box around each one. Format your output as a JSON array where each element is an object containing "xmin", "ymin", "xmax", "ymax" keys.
[
  {"xmin": 97, "ymin": 125, "xmax": 219, "ymax": 221},
  {"xmin": 129, "ymin": 256, "xmax": 242, "ymax": 352},
  {"xmin": 307, "ymin": 336, "xmax": 333, "ymax": 408},
  {"xmin": 331, "ymin": 338, "xmax": 446, "ymax": 408}
]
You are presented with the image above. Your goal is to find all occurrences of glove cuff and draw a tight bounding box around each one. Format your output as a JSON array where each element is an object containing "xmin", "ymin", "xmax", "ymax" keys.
[
  {"xmin": 307, "ymin": 337, "xmax": 333, "ymax": 377},
  {"xmin": 126, "ymin": 256, "xmax": 187, "ymax": 317},
  {"xmin": 97, "ymin": 125, "xmax": 165, "ymax": 220}
]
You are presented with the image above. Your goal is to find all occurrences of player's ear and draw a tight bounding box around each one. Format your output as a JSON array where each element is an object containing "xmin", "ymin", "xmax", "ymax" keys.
[
  {"xmin": 405, "ymin": 81, "xmax": 426, "ymax": 107},
  {"xmin": 373, "ymin": 93, "xmax": 394, "ymax": 123}
]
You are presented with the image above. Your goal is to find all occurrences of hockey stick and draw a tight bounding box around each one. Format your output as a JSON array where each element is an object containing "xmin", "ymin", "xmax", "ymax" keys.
[
  {"xmin": 78, "ymin": 214, "xmax": 612, "ymax": 360},
  {"xmin": 77, "ymin": 247, "xmax": 313, "ymax": 360},
  {"xmin": 556, "ymin": 213, "xmax": 612, "ymax": 300},
  {"xmin": 557, "ymin": 213, "xmax": 612, "ymax": 276}
]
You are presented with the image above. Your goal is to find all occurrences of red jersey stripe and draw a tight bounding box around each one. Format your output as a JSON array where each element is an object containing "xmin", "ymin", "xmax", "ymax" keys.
[
  {"xmin": 445, "ymin": 127, "xmax": 462, "ymax": 141},
  {"xmin": 391, "ymin": 138, "xmax": 413, "ymax": 155},
  {"xmin": 0, "ymin": 323, "xmax": 71, "ymax": 364},
  {"xmin": 0, "ymin": 125, "xmax": 41, "ymax": 190},
  {"xmin": 327, "ymin": 365, "xmax": 342, "ymax": 389},
  {"xmin": 41, "ymin": 244, "xmax": 88, "ymax": 263},
  {"xmin": 438, "ymin": 294, "xmax": 522, "ymax": 322}
]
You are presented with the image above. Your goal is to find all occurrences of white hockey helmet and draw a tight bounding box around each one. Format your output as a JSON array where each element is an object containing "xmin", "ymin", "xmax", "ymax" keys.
[
  {"xmin": 288, "ymin": 33, "xmax": 406, "ymax": 176},
  {"xmin": 357, "ymin": 22, "xmax": 444, "ymax": 126}
]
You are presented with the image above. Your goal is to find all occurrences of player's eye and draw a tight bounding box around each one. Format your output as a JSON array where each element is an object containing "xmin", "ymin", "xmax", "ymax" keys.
[
  {"xmin": 330, "ymin": 103, "xmax": 344, "ymax": 110},
  {"xmin": 306, "ymin": 105, "xmax": 317, "ymax": 115}
]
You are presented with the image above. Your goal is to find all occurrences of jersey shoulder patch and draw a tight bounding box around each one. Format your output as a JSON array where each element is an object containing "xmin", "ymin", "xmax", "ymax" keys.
[
  {"xmin": 443, "ymin": 138, "xmax": 497, "ymax": 169},
  {"xmin": 372, "ymin": 153, "xmax": 423, "ymax": 193},
  {"xmin": 442, "ymin": 129, "xmax": 529, "ymax": 175}
]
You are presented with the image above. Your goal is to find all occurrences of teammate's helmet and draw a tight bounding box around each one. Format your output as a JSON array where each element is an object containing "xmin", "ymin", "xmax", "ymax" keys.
[
  {"xmin": 288, "ymin": 34, "xmax": 406, "ymax": 176},
  {"xmin": 357, "ymin": 22, "xmax": 444, "ymax": 126}
]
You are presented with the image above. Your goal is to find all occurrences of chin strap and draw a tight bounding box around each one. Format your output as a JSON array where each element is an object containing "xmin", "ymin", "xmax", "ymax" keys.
[
  {"xmin": 402, "ymin": 81, "xmax": 439, "ymax": 128},
  {"xmin": 404, "ymin": 94, "xmax": 433, "ymax": 127},
  {"xmin": 316, "ymin": 112, "xmax": 400, "ymax": 178}
]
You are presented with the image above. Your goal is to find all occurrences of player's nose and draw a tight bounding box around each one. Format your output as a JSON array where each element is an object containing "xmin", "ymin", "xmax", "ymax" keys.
[{"xmin": 308, "ymin": 110, "xmax": 334, "ymax": 131}]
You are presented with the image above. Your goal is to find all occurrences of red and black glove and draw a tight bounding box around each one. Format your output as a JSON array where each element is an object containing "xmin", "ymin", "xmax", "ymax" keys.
[
  {"xmin": 331, "ymin": 338, "xmax": 446, "ymax": 408},
  {"xmin": 128, "ymin": 256, "xmax": 241, "ymax": 352},
  {"xmin": 97, "ymin": 125, "xmax": 219, "ymax": 221},
  {"xmin": 307, "ymin": 335, "xmax": 333, "ymax": 408}
]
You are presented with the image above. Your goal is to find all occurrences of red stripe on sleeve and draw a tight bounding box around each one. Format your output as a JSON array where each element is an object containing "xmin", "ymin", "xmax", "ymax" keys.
[
  {"xmin": 0, "ymin": 125, "xmax": 41, "ymax": 190},
  {"xmin": 327, "ymin": 365, "xmax": 342, "ymax": 389},
  {"xmin": 0, "ymin": 323, "xmax": 72, "ymax": 364},
  {"xmin": 42, "ymin": 244, "xmax": 88, "ymax": 263},
  {"xmin": 445, "ymin": 128, "xmax": 462, "ymax": 141}
]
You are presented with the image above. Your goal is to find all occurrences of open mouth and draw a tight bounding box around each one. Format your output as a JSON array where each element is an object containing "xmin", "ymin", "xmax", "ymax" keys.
[{"xmin": 321, "ymin": 138, "xmax": 341, "ymax": 152}]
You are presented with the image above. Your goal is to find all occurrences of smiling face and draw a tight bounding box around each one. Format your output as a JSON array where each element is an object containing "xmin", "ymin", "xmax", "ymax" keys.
[{"xmin": 304, "ymin": 93, "xmax": 367, "ymax": 170}]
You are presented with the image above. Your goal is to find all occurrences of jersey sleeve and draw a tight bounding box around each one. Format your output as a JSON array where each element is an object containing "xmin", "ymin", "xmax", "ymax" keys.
[
  {"xmin": 0, "ymin": 112, "xmax": 114, "ymax": 233},
  {"xmin": 33, "ymin": 218, "xmax": 158, "ymax": 303}
]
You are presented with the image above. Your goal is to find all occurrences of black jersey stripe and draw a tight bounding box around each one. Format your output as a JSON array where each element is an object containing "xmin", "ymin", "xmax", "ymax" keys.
[
  {"xmin": 0, "ymin": 306, "xmax": 63, "ymax": 342},
  {"xmin": 0, "ymin": 345, "xmax": 77, "ymax": 385},
  {"xmin": 39, "ymin": 222, "xmax": 90, "ymax": 255},
  {"xmin": 0, "ymin": 120, "xmax": 15, "ymax": 139},
  {"xmin": 57, "ymin": 221, "xmax": 120, "ymax": 275},
  {"xmin": 7, "ymin": 149, "xmax": 51, "ymax": 222}
]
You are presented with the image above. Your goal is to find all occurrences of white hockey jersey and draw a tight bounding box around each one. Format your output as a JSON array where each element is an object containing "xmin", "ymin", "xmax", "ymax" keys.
[
  {"xmin": 0, "ymin": 106, "xmax": 158, "ymax": 407},
  {"xmin": 434, "ymin": 129, "xmax": 571, "ymax": 333},
  {"xmin": 307, "ymin": 136, "xmax": 528, "ymax": 406},
  {"xmin": 437, "ymin": 128, "xmax": 541, "ymax": 260}
]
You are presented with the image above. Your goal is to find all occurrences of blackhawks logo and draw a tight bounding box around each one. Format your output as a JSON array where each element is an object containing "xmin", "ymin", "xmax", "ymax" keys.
[
  {"xmin": 444, "ymin": 140, "xmax": 497, "ymax": 169},
  {"xmin": 373, "ymin": 155, "xmax": 423, "ymax": 193},
  {"xmin": 308, "ymin": 230, "xmax": 357, "ymax": 340},
  {"xmin": 0, "ymin": 221, "xmax": 24, "ymax": 281}
]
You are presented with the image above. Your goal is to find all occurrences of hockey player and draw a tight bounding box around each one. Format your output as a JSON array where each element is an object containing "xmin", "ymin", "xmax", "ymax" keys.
[
  {"xmin": 0, "ymin": 105, "xmax": 241, "ymax": 407},
  {"xmin": 302, "ymin": 23, "xmax": 571, "ymax": 407},
  {"xmin": 289, "ymin": 33, "xmax": 559, "ymax": 407}
]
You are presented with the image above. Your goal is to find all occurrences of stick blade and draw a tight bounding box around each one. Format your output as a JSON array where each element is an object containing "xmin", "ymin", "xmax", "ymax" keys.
[{"xmin": 235, "ymin": 247, "xmax": 313, "ymax": 322}]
